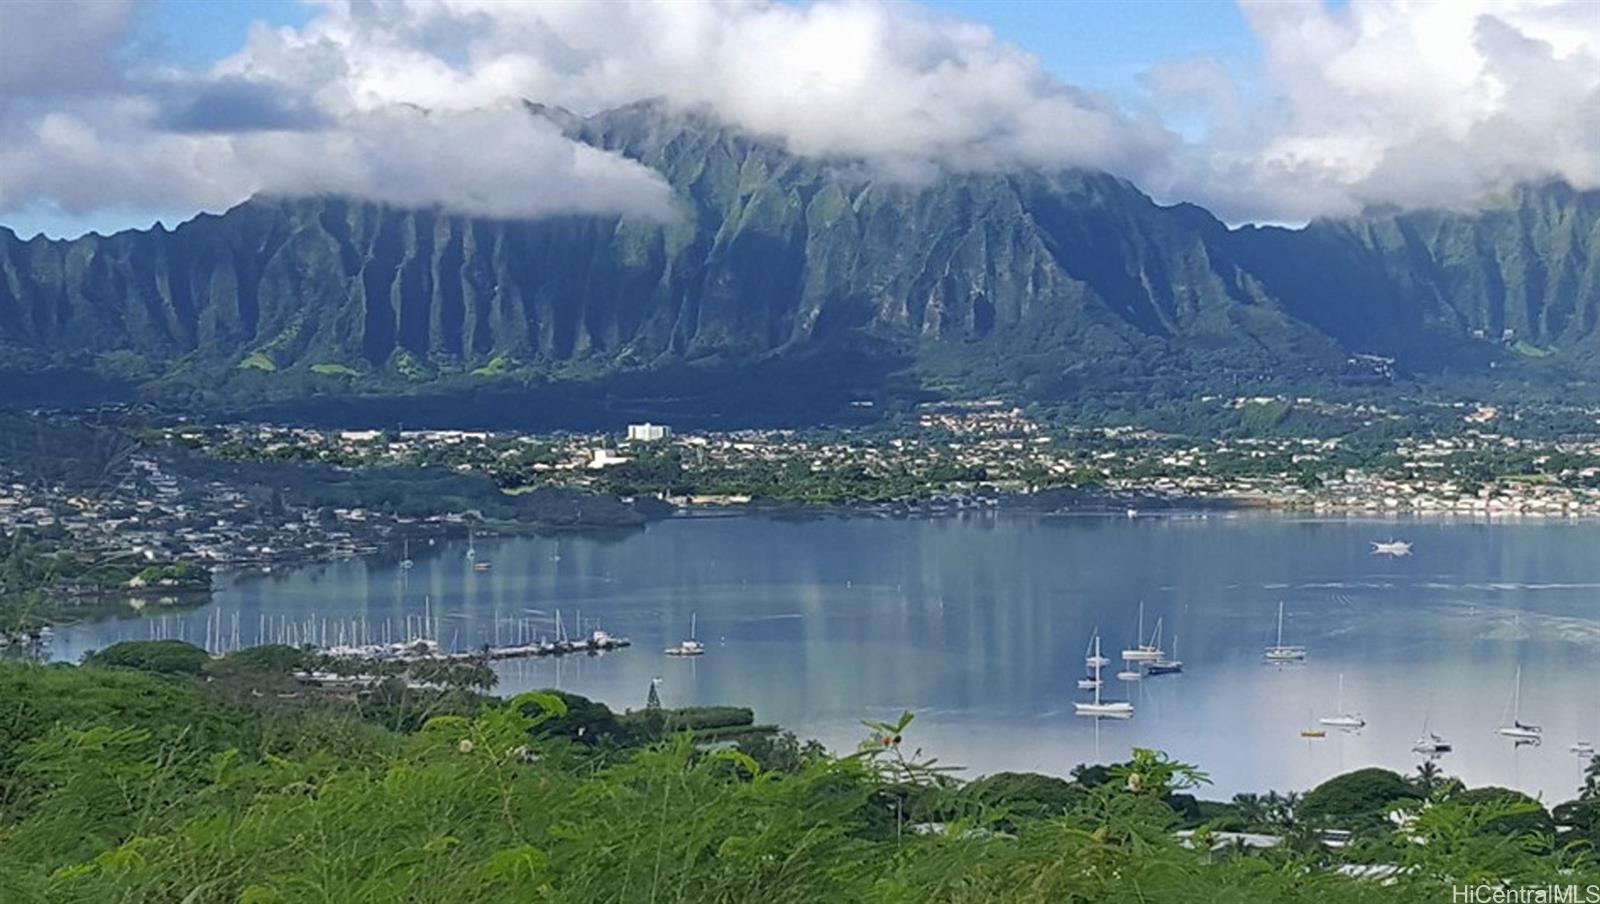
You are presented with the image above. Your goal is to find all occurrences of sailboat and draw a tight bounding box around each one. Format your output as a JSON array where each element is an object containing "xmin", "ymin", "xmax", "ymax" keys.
[
  {"xmin": 1075, "ymin": 634, "xmax": 1133, "ymax": 717},
  {"xmin": 1301, "ymin": 709, "xmax": 1327, "ymax": 738},
  {"xmin": 400, "ymin": 538, "xmax": 414, "ymax": 570},
  {"xmin": 465, "ymin": 528, "xmax": 477, "ymax": 561},
  {"xmin": 1371, "ymin": 539, "xmax": 1413, "ymax": 557},
  {"xmin": 1084, "ymin": 632, "xmax": 1110, "ymax": 669},
  {"xmin": 1412, "ymin": 712, "xmax": 1453, "ymax": 755},
  {"xmin": 1495, "ymin": 666, "xmax": 1542, "ymax": 742},
  {"xmin": 1078, "ymin": 631, "xmax": 1105, "ymax": 689},
  {"xmin": 1319, "ymin": 674, "xmax": 1365, "ymax": 728},
  {"xmin": 1263, "ymin": 601, "xmax": 1306, "ymax": 662},
  {"xmin": 1121, "ymin": 603, "xmax": 1164, "ymax": 661},
  {"xmin": 665, "ymin": 612, "xmax": 705, "ymax": 657},
  {"xmin": 1146, "ymin": 634, "xmax": 1183, "ymax": 675}
]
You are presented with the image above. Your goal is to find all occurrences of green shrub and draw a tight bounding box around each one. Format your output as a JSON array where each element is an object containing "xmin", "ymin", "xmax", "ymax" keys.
[{"xmin": 83, "ymin": 640, "xmax": 210, "ymax": 675}]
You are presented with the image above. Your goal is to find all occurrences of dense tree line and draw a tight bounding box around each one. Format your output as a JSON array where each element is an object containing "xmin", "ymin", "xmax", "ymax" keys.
[{"xmin": 3, "ymin": 648, "xmax": 1600, "ymax": 901}]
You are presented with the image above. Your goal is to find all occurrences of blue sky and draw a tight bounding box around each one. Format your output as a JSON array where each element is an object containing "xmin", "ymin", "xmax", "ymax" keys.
[
  {"xmin": 930, "ymin": 0, "xmax": 1260, "ymax": 101},
  {"xmin": 142, "ymin": 0, "xmax": 313, "ymax": 67}
]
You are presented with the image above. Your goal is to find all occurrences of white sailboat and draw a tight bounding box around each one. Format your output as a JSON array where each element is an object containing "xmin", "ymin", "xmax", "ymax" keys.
[
  {"xmin": 1146, "ymin": 634, "xmax": 1183, "ymax": 675},
  {"xmin": 1495, "ymin": 666, "xmax": 1542, "ymax": 741},
  {"xmin": 1412, "ymin": 712, "xmax": 1453, "ymax": 755},
  {"xmin": 1319, "ymin": 674, "xmax": 1365, "ymax": 728},
  {"xmin": 1263, "ymin": 601, "xmax": 1306, "ymax": 662},
  {"xmin": 1371, "ymin": 539, "xmax": 1413, "ymax": 557},
  {"xmin": 400, "ymin": 538, "xmax": 414, "ymax": 570},
  {"xmin": 1121, "ymin": 603, "xmax": 1164, "ymax": 662},
  {"xmin": 465, "ymin": 528, "xmax": 477, "ymax": 561},
  {"xmin": 1075, "ymin": 634, "xmax": 1133, "ymax": 717},
  {"xmin": 665, "ymin": 612, "xmax": 705, "ymax": 657},
  {"xmin": 1084, "ymin": 632, "xmax": 1110, "ymax": 669},
  {"xmin": 1078, "ymin": 631, "xmax": 1105, "ymax": 689}
]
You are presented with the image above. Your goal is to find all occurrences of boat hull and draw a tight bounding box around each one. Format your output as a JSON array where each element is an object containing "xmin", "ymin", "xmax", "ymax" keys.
[{"xmin": 1074, "ymin": 702, "xmax": 1133, "ymax": 717}]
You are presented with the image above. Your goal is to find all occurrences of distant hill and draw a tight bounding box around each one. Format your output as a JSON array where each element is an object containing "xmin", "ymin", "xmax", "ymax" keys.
[{"xmin": 2, "ymin": 100, "xmax": 1598, "ymax": 424}]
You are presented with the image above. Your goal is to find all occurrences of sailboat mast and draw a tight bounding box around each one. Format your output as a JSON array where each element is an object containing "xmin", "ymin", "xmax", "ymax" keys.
[
  {"xmin": 1093, "ymin": 635, "xmax": 1104, "ymax": 706},
  {"xmin": 1513, "ymin": 665, "xmax": 1522, "ymax": 720},
  {"xmin": 1276, "ymin": 602, "xmax": 1285, "ymax": 647}
]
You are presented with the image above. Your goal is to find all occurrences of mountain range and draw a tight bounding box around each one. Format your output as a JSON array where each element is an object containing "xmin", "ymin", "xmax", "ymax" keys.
[{"xmin": 2, "ymin": 100, "xmax": 1598, "ymax": 424}]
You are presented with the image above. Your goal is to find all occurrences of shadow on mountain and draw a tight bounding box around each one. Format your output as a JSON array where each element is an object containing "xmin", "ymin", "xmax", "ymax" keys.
[{"xmin": 220, "ymin": 346, "xmax": 923, "ymax": 431}]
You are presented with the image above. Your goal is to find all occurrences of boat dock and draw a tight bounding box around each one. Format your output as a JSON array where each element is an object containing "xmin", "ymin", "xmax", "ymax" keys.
[{"xmin": 316, "ymin": 629, "xmax": 631, "ymax": 664}]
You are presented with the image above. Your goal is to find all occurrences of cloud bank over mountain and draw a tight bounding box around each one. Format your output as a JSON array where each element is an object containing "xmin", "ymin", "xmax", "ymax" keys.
[{"xmin": 0, "ymin": 0, "xmax": 1596, "ymax": 234}]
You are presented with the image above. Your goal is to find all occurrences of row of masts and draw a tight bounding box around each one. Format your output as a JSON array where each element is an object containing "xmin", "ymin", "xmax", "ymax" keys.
[{"xmin": 156, "ymin": 601, "xmax": 618, "ymax": 660}]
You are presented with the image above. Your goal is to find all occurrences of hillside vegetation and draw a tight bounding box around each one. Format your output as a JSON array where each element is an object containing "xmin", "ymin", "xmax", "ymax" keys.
[{"xmin": 3, "ymin": 648, "xmax": 1600, "ymax": 902}]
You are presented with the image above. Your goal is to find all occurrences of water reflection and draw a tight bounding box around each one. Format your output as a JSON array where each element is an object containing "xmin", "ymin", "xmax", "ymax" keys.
[{"xmin": 48, "ymin": 512, "xmax": 1600, "ymax": 799}]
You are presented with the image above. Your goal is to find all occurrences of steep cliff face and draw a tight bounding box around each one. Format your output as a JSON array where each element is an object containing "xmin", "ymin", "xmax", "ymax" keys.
[
  {"xmin": 1232, "ymin": 181, "xmax": 1600, "ymax": 362},
  {"xmin": 1, "ymin": 101, "xmax": 1598, "ymax": 405}
]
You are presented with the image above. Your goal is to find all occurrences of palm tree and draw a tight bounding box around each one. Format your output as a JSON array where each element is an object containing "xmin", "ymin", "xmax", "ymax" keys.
[
  {"xmin": 1231, "ymin": 792, "xmax": 1267, "ymax": 830},
  {"xmin": 1414, "ymin": 761, "xmax": 1444, "ymax": 796}
]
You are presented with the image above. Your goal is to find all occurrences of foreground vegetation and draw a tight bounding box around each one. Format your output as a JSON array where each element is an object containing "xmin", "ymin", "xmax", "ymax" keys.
[{"xmin": 4, "ymin": 645, "xmax": 1600, "ymax": 901}]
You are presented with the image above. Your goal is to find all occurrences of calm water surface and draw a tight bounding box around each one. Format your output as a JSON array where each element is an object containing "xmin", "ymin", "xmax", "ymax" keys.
[{"xmin": 49, "ymin": 512, "xmax": 1600, "ymax": 799}]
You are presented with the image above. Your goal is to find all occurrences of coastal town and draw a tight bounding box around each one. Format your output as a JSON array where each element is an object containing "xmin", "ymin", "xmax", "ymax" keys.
[
  {"xmin": 127, "ymin": 396, "xmax": 1600, "ymax": 518},
  {"xmin": 11, "ymin": 394, "xmax": 1600, "ymax": 639}
]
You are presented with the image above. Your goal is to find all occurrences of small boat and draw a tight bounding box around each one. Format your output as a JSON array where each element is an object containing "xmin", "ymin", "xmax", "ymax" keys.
[
  {"xmin": 400, "ymin": 538, "xmax": 414, "ymax": 571},
  {"xmin": 665, "ymin": 612, "xmax": 705, "ymax": 657},
  {"xmin": 1076, "ymin": 676, "xmax": 1102, "ymax": 690},
  {"xmin": 1412, "ymin": 713, "xmax": 1452, "ymax": 755},
  {"xmin": 1319, "ymin": 674, "xmax": 1365, "ymax": 729},
  {"xmin": 1120, "ymin": 603, "xmax": 1165, "ymax": 662},
  {"xmin": 1075, "ymin": 634, "xmax": 1133, "ymax": 717},
  {"xmin": 1371, "ymin": 539, "xmax": 1413, "ymax": 557},
  {"xmin": 1572, "ymin": 740, "xmax": 1595, "ymax": 757},
  {"xmin": 1264, "ymin": 601, "xmax": 1306, "ymax": 662},
  {"xmin": 1495, "ymin": 666, "xmax": 1542, "ymax": 741},
  {"xmin": 472, "ymin": 561, "xmax": 492, "ymax": 572},
  {"xmin": 1146, "ymin": 635, "xmax": 1183, "ymax": 675},
  {"xmin": 1115, "ymin": 668, "xmax": 1144, "ymax": 682},
  {"xmin": 1084, "ymin": 632, "xmax": 1110, "ymax": 668},
  {"xmin": 1413, "ymin": 732, "xmax": 1453, "ymax": 755},
  {"xmin": 1299, "ymin": 707, "xmax": 1327, "ymax": 738}
]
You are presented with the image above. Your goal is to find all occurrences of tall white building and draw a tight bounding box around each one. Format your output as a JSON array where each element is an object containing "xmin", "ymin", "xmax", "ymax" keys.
[{"xmin": 627, "ymin": 423, "xmax": 671, "ymax": 442}]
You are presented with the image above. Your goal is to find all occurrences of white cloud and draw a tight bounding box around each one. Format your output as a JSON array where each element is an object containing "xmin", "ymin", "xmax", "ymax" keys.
[
  {"xmin": 1150, "ymin": 0, "xmax": 1600, "ymax": 222},
  {"xmin": 0, "ymin": 1, "xmax": 676, "ymax": 231},
  {"xmin": 1, "ymin": 0, "xmax": 1597, "ymax": 233},
  {"xmin": 220, "ymin": 0, "xmax": 1177, "ymax": 176}
]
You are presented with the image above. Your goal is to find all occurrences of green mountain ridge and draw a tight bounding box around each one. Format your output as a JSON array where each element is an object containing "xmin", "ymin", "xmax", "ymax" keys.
[{"xmin": 2, "ymin": 100, "xmax": 1598, "ymax": 419}]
